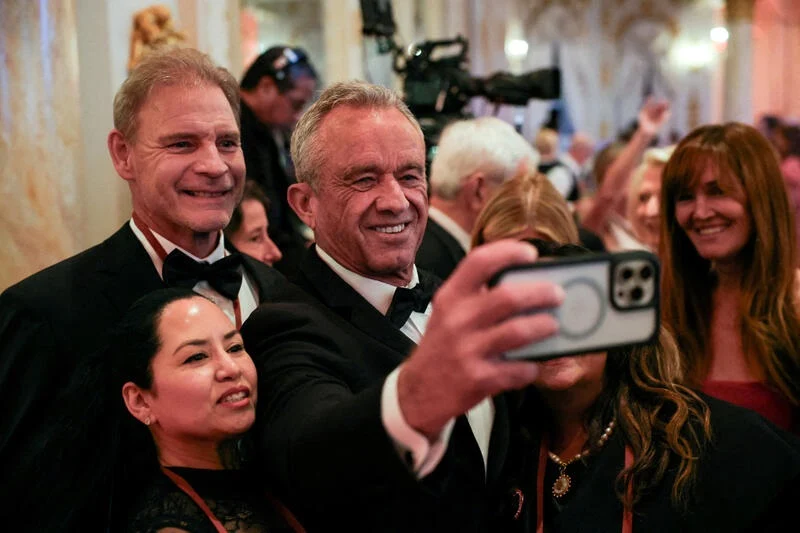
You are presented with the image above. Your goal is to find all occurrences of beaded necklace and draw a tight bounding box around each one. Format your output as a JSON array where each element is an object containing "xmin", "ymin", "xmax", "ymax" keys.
[{"xmin": 547, "ymin": 419, "xmax": 616, "ymax": 498}]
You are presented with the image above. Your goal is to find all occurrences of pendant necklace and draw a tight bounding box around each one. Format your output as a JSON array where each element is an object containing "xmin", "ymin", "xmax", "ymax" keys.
[{"xmin": 547, "ymin": 419, "xmax": 616, "ymax": 498}]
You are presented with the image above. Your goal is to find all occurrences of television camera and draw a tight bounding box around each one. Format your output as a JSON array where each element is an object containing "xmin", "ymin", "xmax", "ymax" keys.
[{"xmin": 359, "ymin": 0, "xmax": 561, "ymax": 158}]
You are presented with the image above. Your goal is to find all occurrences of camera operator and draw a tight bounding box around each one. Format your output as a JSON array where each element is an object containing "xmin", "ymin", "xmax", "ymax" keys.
[{"xmin": 240, "ymin": 46, "xmax": 318, "ymax": 273}]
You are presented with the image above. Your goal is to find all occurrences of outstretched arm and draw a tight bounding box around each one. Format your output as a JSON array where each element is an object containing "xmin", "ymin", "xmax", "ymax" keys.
[{"xmin": 582, "ymin": 99, "xmax": 671, "ymax": 233}]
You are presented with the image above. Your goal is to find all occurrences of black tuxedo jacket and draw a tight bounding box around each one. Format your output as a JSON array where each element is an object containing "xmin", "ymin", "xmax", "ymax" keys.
[
  {"xmin": 0, "ymin": 223, "xmax": 285, "ymax": 530},
  {"xmin": 240, "ymin": 101, "xmax": 306, "ymax": 274},
  {"xmin": 416, "ymin": 217, "xmax": 467, "ymax": 280},
  {"xmin": 241, "ymin": 248, "xmax": 511, "ymax": 532}
]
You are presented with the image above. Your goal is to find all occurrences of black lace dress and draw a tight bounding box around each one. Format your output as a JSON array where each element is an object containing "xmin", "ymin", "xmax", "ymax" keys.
[{"xmin": 125, "ymin": 467, "xmax": 297, "ymax": 533}]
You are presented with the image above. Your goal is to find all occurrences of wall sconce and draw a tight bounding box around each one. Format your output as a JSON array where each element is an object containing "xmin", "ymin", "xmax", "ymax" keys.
[
  {"xmin": 710, "ymin": 26, "xmax": 729, "ymax": 43},
  {"xmin": 710, "ymin": 26, "xmax": 728, "ymax": 52},
  {"xmin": 505, "ymin": 39, "xmax": 529, "ymax": 59},
  {"xmin": 671, "ymin": 41, "xmax": 715, "ymax": 71}
]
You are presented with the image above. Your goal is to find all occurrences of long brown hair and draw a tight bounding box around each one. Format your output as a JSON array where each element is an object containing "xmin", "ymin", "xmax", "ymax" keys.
[
  {"xmin": 605, "ymin": 329, "xmax": 711, "ymax": 509},
  {"xmin": 660, "ymin": 123, "xmax": 800, "ymax": 404}
]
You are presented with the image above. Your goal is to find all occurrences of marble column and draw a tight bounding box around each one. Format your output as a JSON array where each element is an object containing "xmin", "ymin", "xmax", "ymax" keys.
[
  {"xmin": 179, "ymin": 0, "xmax": 243, "ymax": 78},
  {"xmin": 0, "ymin": 0, "xmax": 82, "ymax": 290},
  {"xmin": 322, "ymin": 0, "xmax": 364, "ymax": 83},
  {"xmin": 723, "ymin": 0, "xmax": 755, "ymax": 122}
]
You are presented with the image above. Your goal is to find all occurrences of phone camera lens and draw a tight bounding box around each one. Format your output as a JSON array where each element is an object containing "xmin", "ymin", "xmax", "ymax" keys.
[
  {"xmin": 631, "ymin": 287, "xmax": 644, "ymax": 301},
  {"xmin": 620, "ymin": 268, "xmax": 633, "ymax": 280},
  {"xmin": 639, "ymin": 265, "xmax": 653, "ymax": 280}
]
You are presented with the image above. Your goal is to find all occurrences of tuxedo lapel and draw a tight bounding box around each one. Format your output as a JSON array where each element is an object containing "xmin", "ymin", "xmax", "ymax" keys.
[
  {"xmin": 298, "ymin": 249, "xmax": 416, "ymax": 356},
  {"xmin": 486, "ymin": 394, "xmax": 510, "ymax": 485},
  {"xmin": 240, "ymin": 254, "xmax": 285, "ymax": 304},
  {"xmin": 92, "ymin": 224, "xmax": 166, "ymax": 315}
]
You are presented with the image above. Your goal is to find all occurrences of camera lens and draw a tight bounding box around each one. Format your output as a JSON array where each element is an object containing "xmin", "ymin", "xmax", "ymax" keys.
[
  {"xmin": 631, "ymin": 287, "xmax": 644, "ymax": 301},
  {"xmin": 620, "ymin": 268, "xmax": 633, "ymax": 280},
  {"xmin": 639, "ymin": 265, "xmax": 653, "ymax": 280}
]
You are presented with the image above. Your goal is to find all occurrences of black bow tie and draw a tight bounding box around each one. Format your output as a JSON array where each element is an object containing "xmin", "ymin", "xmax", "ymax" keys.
[
  {"xmin": 387, "ymin": 277, "xmax": 435, "ymax": 328},
  {"xmin": 162, "ymin": 249, "xmax": 243, "ymax": 300}
]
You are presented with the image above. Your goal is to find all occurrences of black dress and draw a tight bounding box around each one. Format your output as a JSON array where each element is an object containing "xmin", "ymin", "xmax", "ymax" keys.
[
  {"xmin": 125, "ymin": 467, "xmax": 297, "ymax": 533},
  {"xmin": 498, "ymin": 394, "xmax": 800, "ymax": 532}
]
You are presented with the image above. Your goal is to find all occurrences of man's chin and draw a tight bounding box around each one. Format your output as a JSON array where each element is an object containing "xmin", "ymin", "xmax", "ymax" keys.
[
  {"xmin": 365, "ymin": 256, "xmax": 416, "ymax": 283},
  {"xmin": 186, "ymin": 212, "xmax": 232, "ymax": 233}
]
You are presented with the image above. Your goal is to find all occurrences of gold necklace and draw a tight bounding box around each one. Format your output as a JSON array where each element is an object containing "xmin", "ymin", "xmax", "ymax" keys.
[{"xmin": 547, "ymin": 419, "xmax": 616, "ymax": 498}]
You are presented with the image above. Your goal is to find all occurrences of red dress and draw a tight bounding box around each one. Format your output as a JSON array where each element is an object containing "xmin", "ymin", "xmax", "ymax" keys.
[{"xmin": 703, "ymin": 380, "xmax": 797, "ymax": 433}]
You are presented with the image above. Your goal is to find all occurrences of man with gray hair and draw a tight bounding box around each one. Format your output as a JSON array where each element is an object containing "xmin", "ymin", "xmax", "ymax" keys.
[
  {"xmin": 242, "ymin": 81, "xmax": 564, "ymax": 531},
  {"xmin": 0, "ymin": 47, "xmax": 285, "ymax": 530},
  {"xmin": 417, "ymin": 116, "xmax": 540, "ymax": 279}
]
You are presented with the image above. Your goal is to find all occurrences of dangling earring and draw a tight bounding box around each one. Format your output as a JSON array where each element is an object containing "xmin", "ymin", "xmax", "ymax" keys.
[{"xmin": 144, "ymin": 416, "xmax": 151, "ymax": 426}]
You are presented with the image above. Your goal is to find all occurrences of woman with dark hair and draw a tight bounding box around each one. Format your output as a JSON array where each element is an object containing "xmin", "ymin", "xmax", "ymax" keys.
[
  {"xmin": 226, "ymin": 181, "xmax": 284, "ymax": 266},
  {"xmin": 9, "ymin": 289, "xmax": 302, "ymax": 531},
  {"xmin": 471, "ymin": 171, "xmax": 800, "ymax": 531},
  {"xmin": 660, "ymin": 122, "xmax": 800, "ymax": 432}
]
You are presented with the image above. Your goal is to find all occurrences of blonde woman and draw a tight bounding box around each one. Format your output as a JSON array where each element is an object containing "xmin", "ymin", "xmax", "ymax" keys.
[{"xmin": 625, "ymin": 146, "xmax": 674, "ymax": 251}]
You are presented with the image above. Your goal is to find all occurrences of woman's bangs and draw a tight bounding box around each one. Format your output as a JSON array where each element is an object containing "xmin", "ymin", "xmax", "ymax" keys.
[{"xmin": 665, "ymin": 146, "xmax": 709, "ymax": 193}]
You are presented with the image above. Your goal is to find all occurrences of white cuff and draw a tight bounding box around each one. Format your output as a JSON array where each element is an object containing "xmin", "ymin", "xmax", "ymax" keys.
[{"xmin": 381, "ymin": 366, "xmax": 455, "ymax": 478}]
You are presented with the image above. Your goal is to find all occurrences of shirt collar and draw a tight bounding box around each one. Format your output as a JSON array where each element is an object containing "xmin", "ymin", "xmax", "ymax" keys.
[
  {"xmin": 428, "ymin": 206, "xmax": 471, "ymax": 252},
  {"xmin": 315, "ymin": 246, "xmax": 419, "ymax": 316},
  {"xmin": 129, "ymin": 219, "xmax": 228, "ymax": 278}
]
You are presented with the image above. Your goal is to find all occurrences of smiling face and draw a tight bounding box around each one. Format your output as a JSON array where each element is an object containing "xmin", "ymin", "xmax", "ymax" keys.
[
  {"xmin": 114, "ymin": 83, "xmax": 245, "ymax": 255},
  {"xmin": 631, "ymin": 164, "xmax": 663, "ymax": 250},
  {"xmin": 297, "ymin": 105, "xmax": 427, "ymax": 285},
  {"xmin": 674, "ymin": 166, "xmax": 753, "ymax": 266},
  {"xmin": 142, "ymin": 297, "xmax": 257, "ymax": 448}
]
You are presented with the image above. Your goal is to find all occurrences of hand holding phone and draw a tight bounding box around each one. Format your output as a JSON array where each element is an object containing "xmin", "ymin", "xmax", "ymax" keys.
[{"xmin": 490, "ymin": 250, "xmax": 660, "ymax": 360}]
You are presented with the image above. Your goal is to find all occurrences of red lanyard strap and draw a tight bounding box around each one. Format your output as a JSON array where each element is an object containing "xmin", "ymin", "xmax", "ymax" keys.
[
  {"xmin": 161, "ymin": 466, "xmax": 227, "ymax": 533},
  {"xmin": 160, "ymin": 466, "xmax": 307, "ymax": 533},
  {"xmin": 266, "ymin": 492, "xmax": 307, "ymax": 533},
  {"xmin": 536, "ymin": 439, "xmax": 634, "ymax": 533},
  {"xmin": 132, "ymin": 212, "xmax": 170, "ymax": 260}
]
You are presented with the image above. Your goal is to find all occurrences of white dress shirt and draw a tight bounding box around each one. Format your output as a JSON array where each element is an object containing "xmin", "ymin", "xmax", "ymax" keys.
[
  {"xmin": 129, "ymin": 220, "xmax": 260, "ymax": 324},
  {"xmin": 316, "ymin": 246, "xmax": 494, "ymax": 478}
]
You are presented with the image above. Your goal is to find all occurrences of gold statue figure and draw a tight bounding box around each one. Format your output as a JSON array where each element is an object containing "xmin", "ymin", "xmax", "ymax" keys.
[{"xmin": 128, "ymin": 5, "xmax": 187, "ymax": 71}]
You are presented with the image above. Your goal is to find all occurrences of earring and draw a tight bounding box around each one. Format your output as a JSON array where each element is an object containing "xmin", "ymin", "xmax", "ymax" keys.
[{"xmin": 144, "ymin": 416, "xmax": 151, "ymax": 426}]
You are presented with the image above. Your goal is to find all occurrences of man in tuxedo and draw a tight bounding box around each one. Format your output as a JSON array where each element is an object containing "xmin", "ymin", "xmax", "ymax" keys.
[
  {"xmin": 417, "ymin": 116, "xmax": 540, "ymax": 279},
  {"xmin": 239, "ymin": 46, "xmax": 318, "ymax": 274},
  {"xmin": 0, "ymin": 48, "xmax": 285, "ymax": 530},
  {"xmin": 241, "ymin": 81, "xmax": 565, "ymax": 532},
  {"xmin": 535, "ymin": 128, "xmax": 580, "ymax": 203}
]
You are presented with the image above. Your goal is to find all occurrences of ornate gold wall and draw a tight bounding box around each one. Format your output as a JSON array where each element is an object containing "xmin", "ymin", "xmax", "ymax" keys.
[{"xmin": 0, "ymin": 0, "xmax": 82, "ymax": 290}]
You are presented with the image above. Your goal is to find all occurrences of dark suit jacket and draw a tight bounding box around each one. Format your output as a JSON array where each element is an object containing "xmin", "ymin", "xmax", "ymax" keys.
[
  {"xmin": 241, "ymin": 248, "xmax": 511, "ymax": 532},
  {"xmin": 0, "ymin": 223, "xmax": 285, "ymax": 530},
  {"xmin": 240, "ymin": 101, "xmax": 307, "ymax": 274},
  {"xmin": 415, "ymin": 217, "xmax": 467, "ymax": 280}
]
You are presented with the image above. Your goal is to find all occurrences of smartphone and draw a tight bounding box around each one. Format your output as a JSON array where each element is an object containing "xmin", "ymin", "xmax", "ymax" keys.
[{"xmin": 491, "ymin": 250, "xmax": 660, "ymax": 360}]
